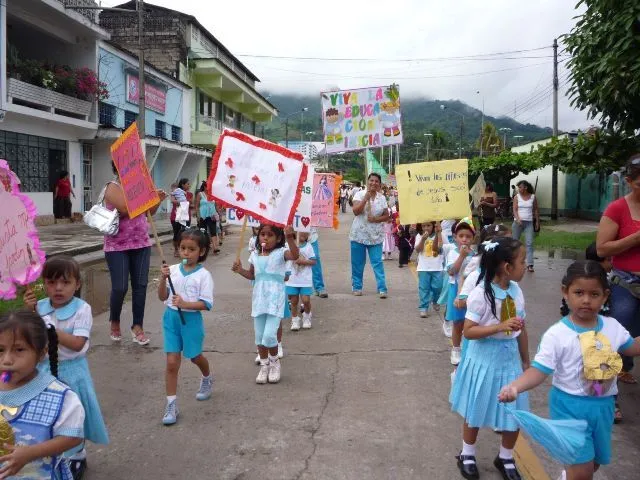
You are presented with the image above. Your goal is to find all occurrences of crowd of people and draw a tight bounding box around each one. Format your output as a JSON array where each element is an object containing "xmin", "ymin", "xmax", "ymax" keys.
[{"xmin": 1, "ymin": 157, "xmax": 640, "ymax": 479}]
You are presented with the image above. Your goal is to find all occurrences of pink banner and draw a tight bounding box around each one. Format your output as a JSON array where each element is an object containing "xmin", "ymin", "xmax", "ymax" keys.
[
  {"xmin": 126, "ymin": 74, "xmax": 167, "ymax": 114},
  {"xmin": 311, "ymin": 173, "xmax": 336, "ymax": 228},
  {"xmin": 0, "ymin": 160, "xmax": 46, "ymax": 300},
  {"xmin": 111, "ymin": 123, "xmax": 160, "ymax": 219}
]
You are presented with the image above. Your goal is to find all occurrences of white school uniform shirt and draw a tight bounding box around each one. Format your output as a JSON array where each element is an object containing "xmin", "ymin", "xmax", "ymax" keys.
[
  {"xmin": 286, "ymin": 243, "xmax": 316, "ymax": 287},
  {"xmin": 533, "ymin": 315, "xmax": 633, "ymax": 397},
  {"xmin": 164, "ymin": 264, "xmax": 214, "ymax": 312},
  {"xmin": 248, "ymin": 235, "xmax": 257, "ymax": 253},
  {"xmin": 37, "ymin": 297, "xmax": 92, "ymax": 361},
  {"xmin": 414, "ymin": 233, "xmax": 443, "ymax": 272},
  {"xmin": 459, "ymin": 269, "xmax": 481, "ymax": 299},
  {"xmin": 446, "ymin": 247, "xmax": 474, "ymax": 284},
  {"xmin": 466, "ymin": 281, "xmax": 526, "ymax": 339}
]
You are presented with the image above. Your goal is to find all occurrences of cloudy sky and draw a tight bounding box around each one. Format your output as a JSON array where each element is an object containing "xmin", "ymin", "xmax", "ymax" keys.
[{"xmin": 103, "ymin": 0, "xmax": 590, "ymax": 131}]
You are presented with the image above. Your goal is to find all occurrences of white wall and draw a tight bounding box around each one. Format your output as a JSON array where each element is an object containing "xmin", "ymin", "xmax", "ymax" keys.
[
  {"xmin": 182, "ymin": 89, "xmax": 192, "ymax": 144},
  {"xmin": 25, "ymin": 192, "xmax": 53, "ymax": 216},
  {"xmin": 512, "ymin": 165, "xmax": 567, "ymax": 213},
  {"xmin": 68, "ymin": 141, "xmax": 83, "ymax": 212}
]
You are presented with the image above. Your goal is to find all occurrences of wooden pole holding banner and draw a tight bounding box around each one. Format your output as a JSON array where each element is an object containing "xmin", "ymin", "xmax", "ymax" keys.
[{"xmin": 235, "ymin": 217, "xmax": 249, "ymax": 262}]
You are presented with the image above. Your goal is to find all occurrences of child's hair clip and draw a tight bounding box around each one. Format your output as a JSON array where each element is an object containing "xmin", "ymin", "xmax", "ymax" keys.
[
  {"xmin": 482, "ymin": 240, "xmax": 499, "ymax": 251},
  {"xmin": 495, "ymin": 225, "xmax": 500, "ymax": 232}
]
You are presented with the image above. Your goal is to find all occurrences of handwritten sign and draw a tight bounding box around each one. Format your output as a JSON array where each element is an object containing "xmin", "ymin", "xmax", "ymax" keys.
[
  {"xmin": 0, "ymin": 160, "xmax": 45, "ymax": 300},
  {"xmin": 207, "ymin": 129, "xmax": 307, "ymax": 227},
  {"xmin": 311, "ymin": 173, "xmax": 337, "ymax": 228},
  {"xmin": 226, "ymin": 163, "xmax": 314, "ymax": 232},
  {"xmin": 321, "ymin": 84, "xmax": 403, "ymax": 154},
  {"xmin": 469, "ymin": 172, "xmax": 487, "ymax": 208},
  {"xmin": 396, "ymin": 159, "xmax": 471, "ymax": 224},
  {"xmin": 111, "ymin": 123, "xmax": 160, "ymax": 219}
]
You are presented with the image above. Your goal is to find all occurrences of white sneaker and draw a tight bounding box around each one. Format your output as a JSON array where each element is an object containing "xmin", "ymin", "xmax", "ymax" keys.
[
  {"xmin": 277, "ymin": 343, "xmax": 284, "ymax": 358},
  {"xmin": 268, "ymin": 357, "xmax": 281, "ymax": 383},
  {"xmin": 420, "ymin": 310, "xmax": 427, "ymax": 318},
  {"xmin": 450, "ymin": 347, "xmax": 461, "ymax": 366},
  {"xmin": 442, "ymin": 320, "xmax": 452, "ymax": 338},
  {"xmin": 291, "ymin": 316, "xmax": 301, "ymax": 331},
  {"xmin": 256, "ymin": 361, "xmax": 269, "ymax": 384},
  {"xmin": 450, "ymin": 368, "xmax": 457, "ymax": 384},
  {"xmin": 302, "ymin": 313, "xmax": 312, "ymax": 329},
  {"xmin": 379, "ymin": 291, "xmax": 388, "ymax": 299},
  {"xmin": 162, "ymin": 400, "xmax": 178, "ymax": 425},
  {"xmin": 196, "ymin": 375, "xmax": 213, "ymax": 401}
]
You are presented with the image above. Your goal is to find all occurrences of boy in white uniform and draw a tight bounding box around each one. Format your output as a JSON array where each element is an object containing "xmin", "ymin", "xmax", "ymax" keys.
[{"xmin": 287, "ymin": 232, "xmax": 317, "ymax": 330}]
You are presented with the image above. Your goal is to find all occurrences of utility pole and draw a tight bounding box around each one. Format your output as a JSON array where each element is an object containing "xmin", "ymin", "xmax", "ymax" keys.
[
  {"xmin": 551, "ymin": 38, "xmax": 559, "ymax": 220},
  {"xmin": 137, "ymin": 0, "xmax": 146, "ymax": 140}
]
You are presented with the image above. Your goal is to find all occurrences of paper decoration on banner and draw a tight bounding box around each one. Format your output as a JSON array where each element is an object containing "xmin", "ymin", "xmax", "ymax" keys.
[
  {"xmin": 396, "ymin": 159, "xmax": 471, "ymax": 224},
  {"xmin": 320, "ymin": 84, "xmax": 403, "ymax": 154},
  {"xmin": 311, "ymin": 173, "xmax": 339, "ymax": 229},
  {"xmin": 0, "ymin": 160, "xmax": 46, "ymax": 300},
  {"xmin": 469, "ymin": 172, "xmax": 487, "ymax": 208},
  {"xmin": 207, "ymin": 129, "xmax": 308, "ymax": 227},
  {"xmin": 226, "ymin": 164, "xmax": 314, "ymax": 232},
  {"xmin": 111, "ymin": 123, "xmax": 160, "ymax": 219}
]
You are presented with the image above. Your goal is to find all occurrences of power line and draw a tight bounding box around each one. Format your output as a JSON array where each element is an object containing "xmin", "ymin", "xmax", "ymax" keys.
[{"xmin": 235, "ymin": 46, "xmax": 551, "ymax": 63}]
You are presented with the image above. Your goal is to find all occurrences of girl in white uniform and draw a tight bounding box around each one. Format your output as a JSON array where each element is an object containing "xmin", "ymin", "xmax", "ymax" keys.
[{"xmin": 500, "ymin": 260, "xmax": 640, "ymax": 480}]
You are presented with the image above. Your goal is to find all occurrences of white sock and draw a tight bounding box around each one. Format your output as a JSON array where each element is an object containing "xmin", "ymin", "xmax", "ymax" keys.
[
  {"xmin": 499, "ymin": 446, "xmax": 514, "ymax": 464},
  {"xmin": 304, "ymin": 312, "xmax": 312, "ymax": 318},
  {"xmin": 69, "ymin": 448, "xmax": 87, "ymax": 461},
  {"xmin": 259, "ymin": 358, "xmax": 269, "ymax": 366},
  {"xmin": 268, "ymin": 354, "xmax": 279, "ymax": 363},
  {"xmin": 278, "ymin": 342, "xmax": 282, "ymax": 348},
  {"xmin": 461, "ymin": 441, "xmax": 476, "ymax": 456},
  {"xmin": 166, "ymin": 395, "xmax": 177, "ymax": 403}
]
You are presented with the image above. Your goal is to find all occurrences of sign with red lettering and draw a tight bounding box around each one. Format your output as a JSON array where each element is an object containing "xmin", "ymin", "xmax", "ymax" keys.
[
  {"xmin": 126, "ymin": 74, "xmax": 167, "ymax": 114},
  {"xmin": 111, "ymin": 123, "xmax": 160, "ymax": 219},
  {"xmin": 0, "ymin": 160, "xmax": 45, "ymax": 300}
]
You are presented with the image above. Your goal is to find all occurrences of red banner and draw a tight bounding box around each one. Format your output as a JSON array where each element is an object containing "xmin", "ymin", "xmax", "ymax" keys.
[{"xmin": 126, "ymin": 74, "xmax": 167, "ymax": 114}]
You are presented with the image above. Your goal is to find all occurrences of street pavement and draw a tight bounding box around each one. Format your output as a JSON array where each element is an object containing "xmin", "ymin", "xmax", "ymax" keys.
[{"xmin": 77, "ymin": 212, "xmax": 638, "ymax": 480}]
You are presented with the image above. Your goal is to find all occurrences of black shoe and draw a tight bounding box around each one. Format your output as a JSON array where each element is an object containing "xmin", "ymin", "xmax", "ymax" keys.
[
  {"xmin": 69, "ymin": 459, "xmax": 87, "ymax": 480},
  {"xmin": 319, "ymin": 292, "xmax": 328, "ymax": 298},
  {"xmin": 456, "ymin": 454, "xmax": 479, "ymax": 479},
  {"xmin": 493, "ymin": 456, "xmax": 521, "ymax": 480}
]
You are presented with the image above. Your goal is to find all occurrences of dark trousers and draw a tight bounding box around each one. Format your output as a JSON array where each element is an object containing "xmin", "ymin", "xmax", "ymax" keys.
[
  {"xmin": 202, "ymin": 217, "xmax": 217, "ymax": 238},
  {"xmin": 399, "ymin": 245, "xmax": 412, "ymax": 266},
  {"xmin": 54, "ymin": 196, "xmax": 72, "ymax": 218},
  {"xmin": 105, "ymin": 247, "xmax": 151, "ymax": 329},
  {"xmin": 609, "ymin": 282, "xmax": 640, "ymax": 372}
]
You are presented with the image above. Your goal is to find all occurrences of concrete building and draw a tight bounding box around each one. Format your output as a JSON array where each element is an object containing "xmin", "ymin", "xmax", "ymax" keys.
[
  {"xmin": 99, "ymin": 1, "xmax": 277, "ymax": 183},
  {"xmin": 0, "ymin": 0, "xmax": 109, "ymax": 221},
  {"xmin": 93, "ymin": 41, "xmax": 208, "ymax": 214},
  {"xmin": 278, "ymin": 141, "xmax": 328, "ymax": 168}
]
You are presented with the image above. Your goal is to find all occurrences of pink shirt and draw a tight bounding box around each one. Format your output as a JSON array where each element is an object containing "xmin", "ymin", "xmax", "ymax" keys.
[
  {"xmin": 103, "ymin": 183, "xmax": 152, "ymax": 252},
  {"xmin": 603, "ymin": 197, "xmax": 640, "ymax": 272}
]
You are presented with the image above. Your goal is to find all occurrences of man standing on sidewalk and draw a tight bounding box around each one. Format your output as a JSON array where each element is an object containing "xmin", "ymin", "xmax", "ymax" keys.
[{"xmin": 310, "ymin": 227, "xmax": 328, "ymax": 298}]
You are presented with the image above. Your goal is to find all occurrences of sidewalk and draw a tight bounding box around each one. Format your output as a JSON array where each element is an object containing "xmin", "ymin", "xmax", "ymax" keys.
[{"xmin": 38, "ymin": 215, "xmax": 173, "ymax": 260}]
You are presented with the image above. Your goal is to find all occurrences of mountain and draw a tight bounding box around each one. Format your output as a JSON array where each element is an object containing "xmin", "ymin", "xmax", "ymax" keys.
[{"xmin": 260, "ymin": 93, "xmax": 553, "ymax": 154}]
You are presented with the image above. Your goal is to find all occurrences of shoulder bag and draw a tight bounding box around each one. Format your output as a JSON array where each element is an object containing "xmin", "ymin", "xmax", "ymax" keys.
[{"xmin": 83, "ymin": 182, "xmax": 120, "ymax": 236}]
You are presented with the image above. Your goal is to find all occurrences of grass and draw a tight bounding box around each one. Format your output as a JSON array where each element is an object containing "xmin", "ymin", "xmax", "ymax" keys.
[
  {"xmin": 0, "ymin": 280, "xmax": 47, "ymax": 316},
  {"xmin": 535, "ymin": 229, "xmax": 596, "ymax": 250}
]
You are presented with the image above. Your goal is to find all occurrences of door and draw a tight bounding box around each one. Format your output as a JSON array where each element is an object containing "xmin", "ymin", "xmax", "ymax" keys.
[{"xmin": 82, "ymin": 144, "xmax": 93, "ymax": 211}]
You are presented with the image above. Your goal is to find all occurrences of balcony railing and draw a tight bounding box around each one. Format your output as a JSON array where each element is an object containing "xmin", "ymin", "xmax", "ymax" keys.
[
  {"xmin": 197, "ymin": 115, "xmax": 224, "ymax": 132},
  {"xmin": 55, "ymin": 0, "xmax": 99, "ymax": 23}
]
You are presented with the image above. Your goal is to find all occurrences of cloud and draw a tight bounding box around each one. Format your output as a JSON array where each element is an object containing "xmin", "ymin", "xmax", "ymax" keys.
[{"xmin": 102, "ymin": 0, "xmax": 590, "ymax": 131}]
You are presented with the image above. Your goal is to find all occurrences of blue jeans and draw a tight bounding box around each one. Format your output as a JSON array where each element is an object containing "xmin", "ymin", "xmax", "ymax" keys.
[
  {"xmin": 105, "ymin": 247, "xmax": 151, "ymax": 329},
  {"xmin": 609, "ymin": 273, "xmax": 640, "ymax": 371},
  {"xmin": 418, "ymin": 271, "xmax": 443, "ymax": 310},
  {"xmin": 311, "ymin": 240, "xmax": 326, "ymax": 293},
  {"xmin": 512, "ymin": 220, "xmax": 534, "ymax": 266},
  {"xmin": 254, "ymin": 314, "xmax": 281, "ymax": 348},
  {"xmin": 350, "ymin": 241, "xmax": 387, "ymax": 293}
]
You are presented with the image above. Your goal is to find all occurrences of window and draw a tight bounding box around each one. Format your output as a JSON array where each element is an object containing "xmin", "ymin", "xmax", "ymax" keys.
[
  {"xmin": 155, "ymin": 120, "xmax": 166, "ymax": 138},
  {"xmin": 99, "ymin": 102, "xmax": 116, "ymax": 126},
  {"xmin": 124, "ymin": 111, "xmax": 137, "ymax": 130},
  {"xmin": 171, "ymin": 126, "xmax": 182, "ymax": 142}
]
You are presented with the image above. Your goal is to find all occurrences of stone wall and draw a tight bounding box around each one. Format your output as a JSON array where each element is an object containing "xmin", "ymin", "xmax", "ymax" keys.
[{"xmin": 99, "ymin": 11, "xmax": 187, "ymax": 77}]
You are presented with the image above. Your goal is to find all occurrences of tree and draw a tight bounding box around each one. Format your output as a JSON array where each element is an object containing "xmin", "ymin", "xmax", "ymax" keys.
[
  {"xmin": 469, "ymin": 151, "xmax": 544, "ymax": 183},
  {"xmin": 476, "ymin": 122, "xmax": 503, "ymax": 154},
  {"xmin": 564, "ymin": 1, "xmax": 640, "ymax": 134}
]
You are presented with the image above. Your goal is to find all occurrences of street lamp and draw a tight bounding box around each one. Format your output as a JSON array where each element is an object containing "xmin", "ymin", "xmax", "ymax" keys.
[
  {"xmin": 413, "ymin": 142, "xmax": 422, "ymax": 162},
  {"xmin": 424, "ymin": 133, "xmax": 433, "ymax": 161},
  {"xmin": 499, "ymin": 127, "xmax": 512, "ymax": 149},
  {"xmin": 283, "ymin": 107, "xmax": 308, "ymax": 148},
  {"xmin": 440, "ymin": 104, "xmax": 464, "ymax": 159},
  {"xmin": 513, "ymin": 135, "xmax": 524, "ymax": 146}
]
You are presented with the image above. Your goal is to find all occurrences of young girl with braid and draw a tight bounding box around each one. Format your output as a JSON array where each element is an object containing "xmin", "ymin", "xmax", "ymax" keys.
[{"xmin": 0, "ymin": 310, "xmax": 85, "ymax": 479}]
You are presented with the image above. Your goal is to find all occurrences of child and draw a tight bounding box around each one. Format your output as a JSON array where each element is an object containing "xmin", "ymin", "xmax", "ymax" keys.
[
  {"xmin": 499, "ymin": 260, "xmax": 640, "ymax": 480},
  {"xmin": 158, "ymin": 228, "xmax": 214, "ymax": 426},
  {"xmin": 396, "ymin": 223, "xmax": 413, "ymax": 268},
  {"xmin": 0, "ymin": 310, "xmax": 85, "ymax": 478},
  {"xmin": 24, "ymin": 255, "xmax": 109, "ymax": 477},
  {"xmin": 382, "ymin": 213, "xmax": 397, "ymax": 260},
  {"xmin": 287, "ymin": 232, "xmax": 317, "ymax": 330},
  {"xmin": 248, "ymin": 226, "xmax": 259, "ymax": 254},
  {"xmin": 233, "ymin": 224, "xmax": 299, "ymax": 384},
  {"xmin": 450, "ymin": 237, "xmax": 529, "ymax": 480},
  {"xmin": 445, "ymin": 218, "xmax": 476, "ymax": 365},
  {"xmin": 414, "ymin": 221, "xmax": 443, "ymax": 318}
]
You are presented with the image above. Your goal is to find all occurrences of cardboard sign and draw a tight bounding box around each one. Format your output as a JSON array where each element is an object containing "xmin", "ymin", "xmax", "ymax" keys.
[
  {"xmin": 396, "ymin": 159, "xmax": 471, "ymax": 224},
  {"xmin": 226, "ymin": 164, "xmax": 314, "ymax": 232},
  {"xmin": 320, "ymin": 84, "xmax": 403, "ymax": 154},
  {"xmin": 469, "ymin": 172, "xmax": 487, "ymax": 208},
  {"xmin": 111, "ymin": 123, "xmax": 160, "ymax": 219},
  {"xmin": 207, "ymin": 129, "xmax": 307, "ymax": 227},
  {"xmin": 311, "ymin": 173, "xmax": 337, "ymax": 228},
  {"xmin": 0, "ymin": 160, "xmax": 46, "ymax": 299}
]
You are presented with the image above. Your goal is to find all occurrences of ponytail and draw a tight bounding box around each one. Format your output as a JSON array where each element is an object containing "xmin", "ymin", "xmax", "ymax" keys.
[{"xmin": 47, "ymin": 325, "xmax": 59, "ymax": 378}]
